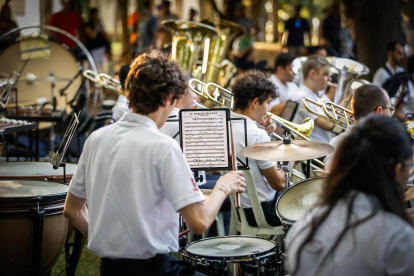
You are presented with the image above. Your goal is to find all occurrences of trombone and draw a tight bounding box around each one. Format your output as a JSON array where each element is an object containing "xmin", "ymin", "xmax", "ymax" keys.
[
  {"xmin": 302, "ymin": 97, "xmax": 355, "ymax": 129},
  {"xmin": 83, "ymin": 70, "xmax": 122, "ymax": 94}
]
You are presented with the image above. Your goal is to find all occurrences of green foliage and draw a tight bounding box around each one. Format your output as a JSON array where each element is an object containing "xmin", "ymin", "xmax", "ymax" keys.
[{"xmin": 402, "ymin": 0, "xmax": 414, "ymax": 15}]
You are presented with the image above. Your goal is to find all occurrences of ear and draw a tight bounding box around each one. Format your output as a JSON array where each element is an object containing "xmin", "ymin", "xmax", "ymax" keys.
[
  {"xmin": 163, "ymin": 96, "xmax": 174, "ymax": 107},
  {"xmin": 308, "ymin": 69, "xmax": 316, "ymax": 79},
  {"xmin": 374, "ymin": 106, "xmax": 383, "ymax": 115},
  {"xmin": 252, "ymin": 97, "xmax": 260, "ymax": 108}
]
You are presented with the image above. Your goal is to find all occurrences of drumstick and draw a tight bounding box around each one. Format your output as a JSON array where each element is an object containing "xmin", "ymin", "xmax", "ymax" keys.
[
  {"xmin": 229, "ymin": 122, "xmax": 241, "ymax": 209},
  {"xmin": 179, "ymin": 229, "xmax": 190, "ymax": 237}
]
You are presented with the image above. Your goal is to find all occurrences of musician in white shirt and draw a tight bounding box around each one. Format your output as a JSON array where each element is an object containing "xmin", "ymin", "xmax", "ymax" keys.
[
  {"xmin": 291, "ymin": 55, "xmax": 334, "ymax": 143},
  {"xmin": 63, "ymin": 51, "xmax": 245, "ymax": 275},
  {"xmin": 269, "ymin": 53, "xmax": 298, "ymax": 115},
  {"xmin": 111, "ymin": 64, "xmax": 131, "ymax": 120},
  {"xmin": 324, "ymin": 84, "xmax": 392, "ymax": 171}
]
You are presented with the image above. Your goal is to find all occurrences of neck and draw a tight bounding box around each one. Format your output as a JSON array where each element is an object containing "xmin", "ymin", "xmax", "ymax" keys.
[
  {"xmin": 274, "ymin": 73, "xmax": 287, "ymax": 85},
  {"xmin": 388, "ymin": 59, "xmax": 397, "ymax": 71},
  {"xmin": 234, "ymin": 108, "xmax": 255, "ymax": 120},
  {"xmin": 302, "ymin": 79, "xmax": 319, "ymax": 94},
  {"xmin": 132, "ymin": 108, "xmax": 167, "ymax": 129},
  {"xmin": 175, "ymin": 101, "xmax": 185, "ymax": 110}
]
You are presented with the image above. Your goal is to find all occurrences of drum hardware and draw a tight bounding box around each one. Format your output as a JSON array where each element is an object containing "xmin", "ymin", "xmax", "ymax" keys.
[{"xmin": 0, "ymin": 58, "xmax": 29, "ymax": 109}]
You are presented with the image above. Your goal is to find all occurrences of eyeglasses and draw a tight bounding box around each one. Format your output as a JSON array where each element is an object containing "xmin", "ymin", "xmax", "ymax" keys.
[{"xmin": 374, "ymin": 106, "xmax": 396, "ymax": 116}]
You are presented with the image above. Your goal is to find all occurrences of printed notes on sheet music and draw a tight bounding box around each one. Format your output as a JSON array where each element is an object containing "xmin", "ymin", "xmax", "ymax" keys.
[{"xmin": 181, "ymin": 110, "xmax": 229, "ymax": 168}]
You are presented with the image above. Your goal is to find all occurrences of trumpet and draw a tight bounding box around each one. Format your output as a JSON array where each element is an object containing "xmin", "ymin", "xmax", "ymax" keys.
[
  {"xmin": 83, "ymin": 70, "xmax": 122, "ymax": 94},
  {"xmin": 302, "ymin": 97, "xmax": 355, "ymax": 129}
]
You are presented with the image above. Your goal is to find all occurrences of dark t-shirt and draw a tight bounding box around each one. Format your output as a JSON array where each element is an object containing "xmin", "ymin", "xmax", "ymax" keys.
[
  {"xmin": 323, "ymin": 14, "xmax": 341, "ymax": 50},
  {"xmin": 284, "ymin": 17, "xmax": 310, "ymax": 46},
  {"xmin": 84, "ymin": 22, "xmax": 108, "ymax": 51}
]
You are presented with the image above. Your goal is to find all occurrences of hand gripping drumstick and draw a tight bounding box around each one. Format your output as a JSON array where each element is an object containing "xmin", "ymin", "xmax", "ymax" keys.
[{"xmin": 229, "ymin": 122, "xmax": 241, "ymax": 209}]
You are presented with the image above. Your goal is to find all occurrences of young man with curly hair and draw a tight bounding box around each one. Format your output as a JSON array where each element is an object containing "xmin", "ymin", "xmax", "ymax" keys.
[
  {"xmin": 231, "ymin": 70, "xmax": 286, "ymax": 227},
  {"xmin": 63, "ymin": 51, "xmax": 245, "ymax": 275}
]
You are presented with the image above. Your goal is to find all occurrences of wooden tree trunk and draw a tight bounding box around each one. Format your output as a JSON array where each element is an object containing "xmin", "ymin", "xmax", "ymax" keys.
[
  {"xmin": 118, "ymin": 0, "xmax": 130, "ymax": 64},
  {"xmin": 343, "ymin": 0, "xmax": 404, "ymax": 81},
  {"xmin": 272, "ymin": 0, "xmax": 279, "ymax": 42}
]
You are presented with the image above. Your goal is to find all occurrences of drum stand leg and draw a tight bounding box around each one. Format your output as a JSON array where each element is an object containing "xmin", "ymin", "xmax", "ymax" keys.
[
  {"xmin": 65, "ymin": 228, "xmax": 84, "ymax": 276},
  {"xmin": 30, "ymin": 198, "xmax": 45, "ymax": 276}
]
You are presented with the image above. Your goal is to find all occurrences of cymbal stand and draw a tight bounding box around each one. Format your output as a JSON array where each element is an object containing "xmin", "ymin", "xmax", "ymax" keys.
[
  {"xmin": 278, "ymin": 134, "xmax": 293, "ymax": 189},
  {"xmin": 49, "ymin": 72, "xmax": 57, "ymax": 152}
]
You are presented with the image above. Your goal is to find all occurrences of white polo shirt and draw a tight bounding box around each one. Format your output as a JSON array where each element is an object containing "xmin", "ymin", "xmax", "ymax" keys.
[
  {"xmin": 291, "ymin": 84, "xmax": 333, "ymax": 143},
  {"xmin": 111, "ymin": 95, "xmax": 130, "ymax": 121},
  {"xmin": 159, "ymin": 107, "xmax": 206, "ymax": 185},
  {"xmin": 268, "ymin": 74, "xmax": 298, "ymax": 108},
  {"xmin": 324, "ymin": 125, "xmax": 355, "ymax": 171},
  {"xmin": 372, "ymin": 61, "xmax": 404, "ymax": 87},
  {"xmin": 231, "ymin": 112, "xmax": 277, "ymax": 208},
  {"xmin": 69, "ymin": 113, "xmax": 205, "ymax": 259}
]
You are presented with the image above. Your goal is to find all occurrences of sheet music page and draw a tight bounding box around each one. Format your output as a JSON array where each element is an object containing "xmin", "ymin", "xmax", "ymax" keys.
[{"xmin": 181, "ymin": 109, "xmax": 229, "ymax": 168}]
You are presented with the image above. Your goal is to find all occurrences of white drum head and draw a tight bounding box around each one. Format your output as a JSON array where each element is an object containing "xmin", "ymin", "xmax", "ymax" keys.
[
  {"xmin": 0, "ymin": 180, "xmax": 68, "ymax": 197},
  {"xmin": 277, "ymin": 177, "xmax": 325, "ymax": 224},
  {"xmin": 0, "ymin": 162, "xmax": 77, "ymax": 177},
  {"xmin": 186, "ymin": 236, "xmax": 275, "ymax": 258}
]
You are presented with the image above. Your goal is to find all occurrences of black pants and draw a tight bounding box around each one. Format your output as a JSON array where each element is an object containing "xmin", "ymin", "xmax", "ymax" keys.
[
  {"xmin": 244, "ymin": 192, "xmax": 282, "ymax": 227},
  {"xmin": 100, "ymin": 254, "xmax": 206, "ymax": 276}
]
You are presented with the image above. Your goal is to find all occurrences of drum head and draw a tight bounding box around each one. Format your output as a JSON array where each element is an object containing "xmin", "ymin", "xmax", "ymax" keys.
[
  {"xmin": 186, "ymin": 236, "xmax": 275, "ymax": 259},
  {"xmin": 0, "ymin": 162, "xmax": 77, "ymax": 178},
  {"xmin": 0, "ymin": 38, "xmax": 87, "ymax": 115},
  {"xmin": 276, "ymin": 177, "xmax": 325, "ymax": 224},
  {"xmin": 0, "ymin": 180, "xmax": 68, "ymax": 202}
]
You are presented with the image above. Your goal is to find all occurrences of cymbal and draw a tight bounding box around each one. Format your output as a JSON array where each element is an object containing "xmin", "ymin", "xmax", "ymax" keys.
[
  {"xmin": 17, "ymin": 76, "xmax": 72, "ymax": 82},
  {"xmin": 240, "ymin": 140, "xmax": 334, "ymax": 162}
]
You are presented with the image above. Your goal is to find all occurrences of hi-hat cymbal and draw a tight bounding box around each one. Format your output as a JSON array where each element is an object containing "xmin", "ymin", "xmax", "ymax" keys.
[
  {"xmin": 16, "ymin": 75, "xmax": 73, "ymax": 82},
  {"xmin": 240, "ymin": 140, "xmax": 334, "ymax": 162}
]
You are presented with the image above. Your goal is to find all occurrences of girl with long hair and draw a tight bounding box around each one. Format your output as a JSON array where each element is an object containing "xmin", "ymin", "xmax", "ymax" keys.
[{"xmin": 286, "ymin": 114, "xmax": 414, "ymax": 276}]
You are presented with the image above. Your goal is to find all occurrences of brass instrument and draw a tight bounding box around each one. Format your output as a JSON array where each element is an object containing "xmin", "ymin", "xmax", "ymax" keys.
[
  {"xmin": 83, "ymin": 70, "xmax": 121, "ymax": 94},
  {"xmin": 302, "ymin": 97, "xmax": 355, "ymax": 129},
  {"xmin": 340, "ymin": 79, "xmax": 371, "ymax": 108},
  {"xmin": 162, "ymin": 20, "xmax": 218, "ymax": 76},
  {"xmin": 291, "ymin": 56, "xmax": 338, "ymax": 88},
  {"xmin": 404, "ymin": 113, "xmax": 414, "ymax": 139},
  {"xmin": 200, "ymin": 19, "xmax": 245, "ymax": 84}
]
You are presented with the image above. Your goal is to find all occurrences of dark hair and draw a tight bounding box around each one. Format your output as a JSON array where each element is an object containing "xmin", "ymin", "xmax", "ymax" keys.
[
  {"xmin": 302, "ymin": 55, "xmax": 330, "ymax": 80},
  {"xmin": 407, "ymin": 54, "xmax": 414, "ymax": 75},
  {"xmin": 0, "ymin": 4, "xmax": 11, "ymax": 20},
  {"xmin": 119, "ymin": 64, "xmax": 131, "ymax": 90},
  {"xmin": 190, "ymin": 8, "xmax": 197, "ymax": 14},
  {"xmin": 126, "ymin": 51, "xmax": 187, "ymax": 115},
  {"xmin": 291, "ymin": 115, "xmax": 413, "ymax": 275},
  {"xmin": 352, "ymin": 84, "xmax": 389, "ymax": 120},
  {"xmin": 143, "ymin": 0, "xmax": 151, "ymax": 10},
  {"xmin": 232, "ymin": 70, "xmax": 278, "ymax": 111},
  {"xmin": 274, "ymin": 53, "xmax": 295, "ymax": 71},
  {"xmin": 308, "ymin": 45, "xmax": 326, "ymax": 56},
  {"xmin": 162, "ymin": 1, "xmax": 170, "ymax": 8},
  {"xmin": 387, "ymin": 41, "xmax": 403, "ymax": 52},
  {"xmin": 88, "ymin": 8, "xmax": 98, "ymax": 23}
]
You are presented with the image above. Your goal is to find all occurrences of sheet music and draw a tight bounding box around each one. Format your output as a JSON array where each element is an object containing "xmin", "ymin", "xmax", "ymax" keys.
[{"xmin": 181, "ymin": 109, "xmax": 229, "ymax": 168}]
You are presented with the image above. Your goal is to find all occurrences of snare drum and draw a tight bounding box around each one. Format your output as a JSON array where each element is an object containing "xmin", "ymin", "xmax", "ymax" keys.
[
  {"xmin": 0, "ymin": 180, "xmax": 68, "ymax": 275},
  {"xmin": 0, "ymin": 162, "xmax": 77, "ymax": 183},
  {"xmin": 276, "ymin": 177, "xmax": 325, "ymax": 228},
  {"xmin": 183, "ymin": 236, "xmax": 281, "ymax": 276}
]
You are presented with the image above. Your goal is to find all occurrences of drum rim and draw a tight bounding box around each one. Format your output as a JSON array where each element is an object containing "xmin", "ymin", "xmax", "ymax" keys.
[
  {"xmin": 276, "ymin": 176, "xmax": 325, "ymax": 225},
  {"xmin": 0, "ymin": 161, "xmax": 77, "ymax": 177},
  {"xmin": 184, "ymin": 235, "xmax": 277, "ymax": 260},
  {"xmin": 0, "ymin": 179, "xmax": 68, "ymax": 203}
]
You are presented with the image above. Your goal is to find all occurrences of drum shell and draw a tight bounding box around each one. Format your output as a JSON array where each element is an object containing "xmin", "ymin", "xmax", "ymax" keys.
[{"xmin": 0, "ymin": 182, "xmax": 68, "ymax": 276}]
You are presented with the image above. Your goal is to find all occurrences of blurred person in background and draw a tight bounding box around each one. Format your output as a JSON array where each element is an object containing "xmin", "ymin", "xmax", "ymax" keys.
[
  {"xmin": 340, "ymin": 16, "xmax": 356, "ymax": 59},
  {"xmin": 373, "ymin": 41, "xmax": 405, "ymax": 87},
  {"xmin": 137, "ymin": 1, "xmax": 159, "ymax": 54},
  {"xmin": 157, "ymin": 1, "xmax": 178, "ymax": 53},
  {"xmin": 283, "ymin": 4, "xmax": 311, "ymax": 57},
  {"xmin": 322, "ymin": 3, "xmax": 341, "ymax": 56},
  {"xmin": 0, "ymin": 1, "xmax": 18, "ymax": 37},
  {"xmin": 48, "ymin": 0, "xmax": 82, "ymax": 49},
  {"xmin": 189, "ymin": 8, "xmax": 197, "ymax": 21},
  {"xmin": 84, "ymin": 8, "xmax": 110, "ymax": 73},
  {"xmin": 111, "ymin": 64, "xmax": 131, "ymax": 121}
]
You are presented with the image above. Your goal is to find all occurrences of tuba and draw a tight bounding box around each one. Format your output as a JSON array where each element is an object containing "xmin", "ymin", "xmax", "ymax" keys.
[
  {"xmin": 200, "ymin": 19, "xmax": 245, "ymax": 85},
  {"xmin": 162, "ymin": 20, "xmax": 218, "ymax": 77}
]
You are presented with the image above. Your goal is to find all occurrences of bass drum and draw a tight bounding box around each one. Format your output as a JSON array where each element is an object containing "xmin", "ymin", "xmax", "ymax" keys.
[
  {"xmin": 0, "ymin": 180, "xmax": 68, "ymax": 275},
  {"xmin": 183, "ymin": 236, "xmax": 281, "ymax": 275},
  {"xmin": 276, "ymin": 177, "xmax": 325, "ymax": 228}
]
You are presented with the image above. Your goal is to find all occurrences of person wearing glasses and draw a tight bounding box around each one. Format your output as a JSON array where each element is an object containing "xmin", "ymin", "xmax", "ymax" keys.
[
  {"xmin": 286, "ymin": 115, "xmax": 414, "ymax": 276},
  {"xmin": 324, "ymin": 84, "xmax": 393, "ymax": 171}
]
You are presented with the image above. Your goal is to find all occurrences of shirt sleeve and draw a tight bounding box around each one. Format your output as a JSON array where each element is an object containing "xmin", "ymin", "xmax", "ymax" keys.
[
  {"xmin": 158, "ymin": 142, "xmax": 205, "ymax": 212},
  {"xmin": 254, "ymin": 130, "xmax": 276, "ymax": 170},
  {"xmin": 372, "ymin": 68, "xmax": 388, "ymax": 86},
  {"xmin": 383, "ymin": 226, "xmax": 414, "ymax": 275}
]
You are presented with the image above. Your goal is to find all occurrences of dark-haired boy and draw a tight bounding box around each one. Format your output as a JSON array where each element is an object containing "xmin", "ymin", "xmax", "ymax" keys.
[
  {"xmin": 269, "ymin": 53, "xmax": 298, "ymax": 115},
  {"xmin": 231, "ymin": 70, "xmax": 286, "ymax": 227},
  {"xmin": 64, "ymin": 51, "xmax": 245, "ymax": 275}
]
